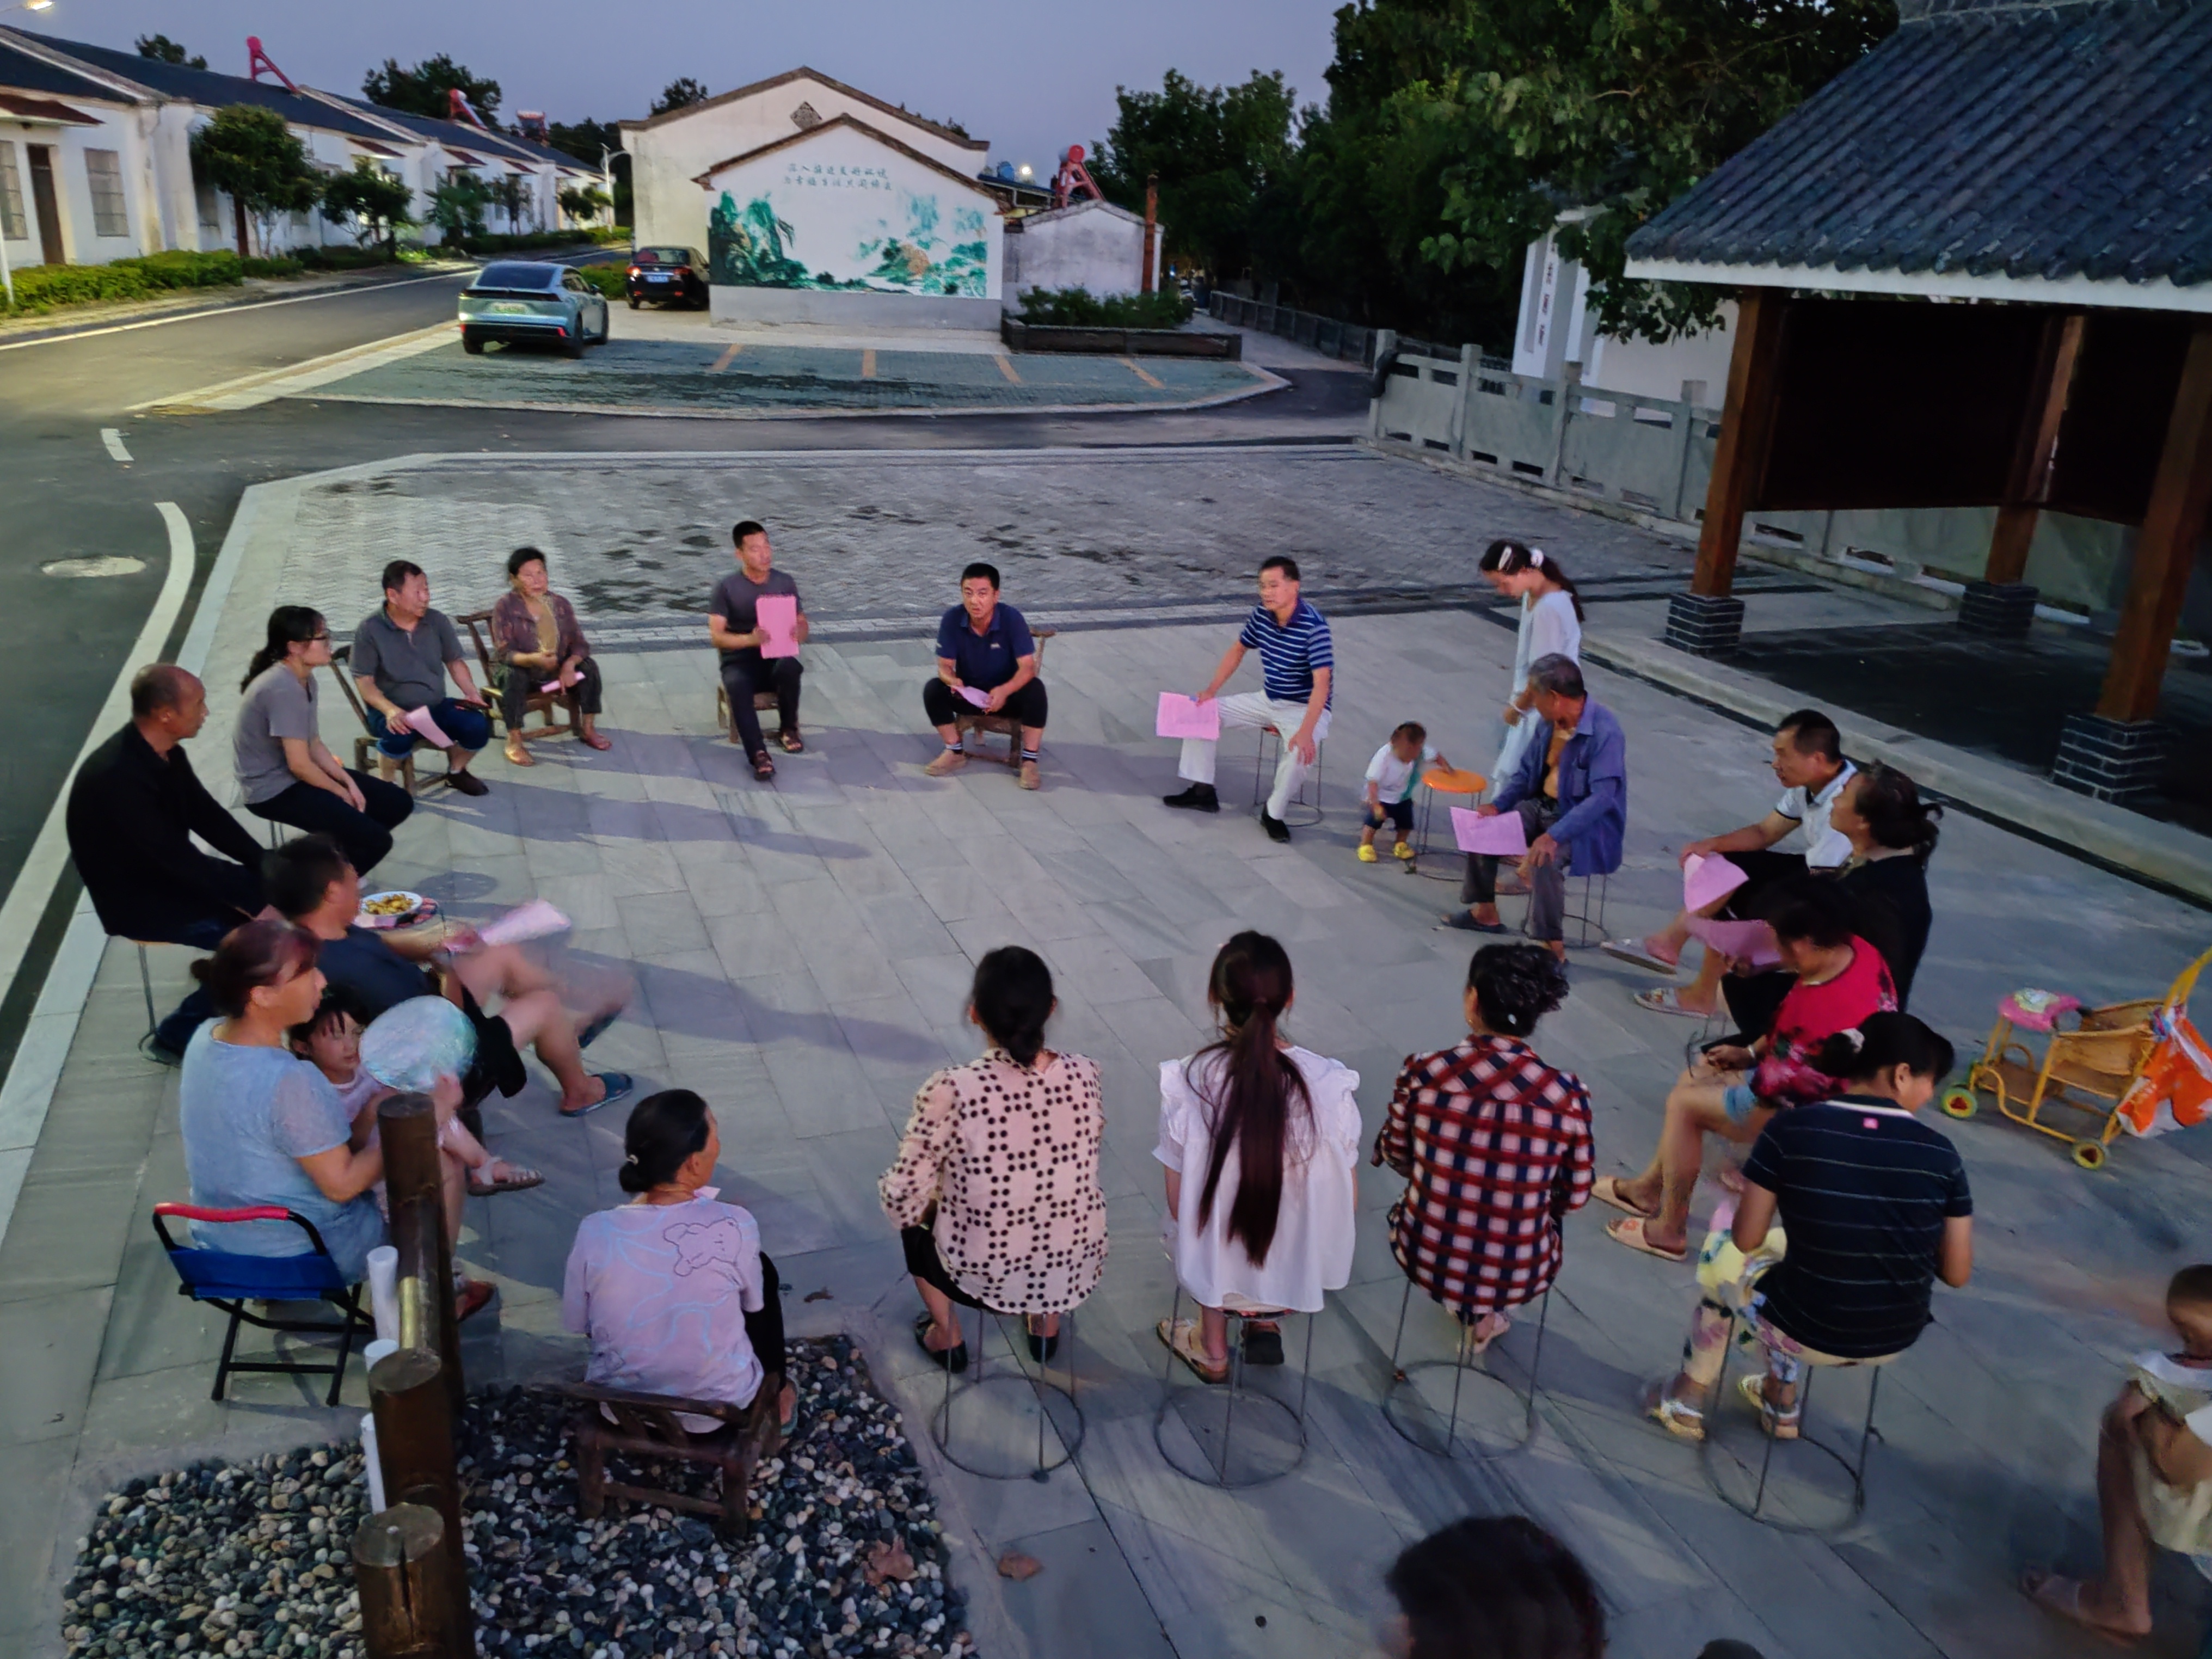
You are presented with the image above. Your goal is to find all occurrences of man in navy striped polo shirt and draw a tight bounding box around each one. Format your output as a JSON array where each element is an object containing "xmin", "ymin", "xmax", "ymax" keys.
[{"xmin": 1164, "ymin": 556, "xmax": 1332, "ymax": 842}]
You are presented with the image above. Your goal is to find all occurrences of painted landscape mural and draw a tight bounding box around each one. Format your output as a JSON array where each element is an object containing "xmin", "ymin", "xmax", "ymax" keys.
[{"xmin": 708, "ymin": 159, "xmax": 991, "ymax": 297}]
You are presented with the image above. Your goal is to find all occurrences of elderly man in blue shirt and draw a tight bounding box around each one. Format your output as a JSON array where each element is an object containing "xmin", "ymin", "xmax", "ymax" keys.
[
  {"xmin": 923, "ymin": 562, "xmax": 1049, "ymax": 790},
  {"xmin": 1441, "ymin": 654, "xmax": 1626, "ymax": 958}
]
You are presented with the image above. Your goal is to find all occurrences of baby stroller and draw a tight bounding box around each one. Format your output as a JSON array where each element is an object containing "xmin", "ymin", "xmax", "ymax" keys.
[{"xmin": 1941, "ymin": 949, "xmax": 2212, "ymax": 1169}]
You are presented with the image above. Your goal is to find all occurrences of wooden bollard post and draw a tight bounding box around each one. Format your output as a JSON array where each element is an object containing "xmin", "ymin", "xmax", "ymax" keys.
[
  {"xmin": 352, "ymin": 1502, "xmax": 459, "ymax": 1658},
  {"xmin": 368, "ymin": 1348, "xmax": 474, "ymax": 1652},
  {"xmin": 378, "ymin": 1090, "xmax": 464, "ymax": 1415}
]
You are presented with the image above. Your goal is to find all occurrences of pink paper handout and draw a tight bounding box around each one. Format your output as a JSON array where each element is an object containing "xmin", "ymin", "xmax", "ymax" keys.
[
  {"xmin": 1452, "ymin": 807, "xmax": 1528, "ymax": 856},
  {"xmin": 1156, "ymin": 693, "xmax": 1220, "ymax": 740},
  {"xmin": 469, "ymin": 899, "xmax": 572, "ymax": 950},
  {"xmin": 1682, "ymin": 853, "xmax": 1749, "ymax": 912},
  {"xmin": 1686, "ymin": 917, "xmax": 1782, "ymax": 968},
  {"xmin": 957, "ymin": 685, "xmax": 991, "ymax": 708},
  {"xmin": 400, "ymin": 706, "xmax": 453, "ymax": 749},
  {"xmin": 756, "ymin": 594, "xmax": 800, "ymax": 659}
]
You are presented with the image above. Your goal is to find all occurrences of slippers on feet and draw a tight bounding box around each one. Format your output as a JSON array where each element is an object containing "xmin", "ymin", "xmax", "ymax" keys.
[
  {"xmin": 560, "ymin": 1072, "xmax": 634, "ymax": 1117},
  {"xmin": 1738, "ymin": 1373, "xmax": 1802, "ymax": 1439},
  {"xmin": 577, "ymin": 1008, "xmax": 620, "ymax": 1050},
  {"xmin": 1437, "ymin": 911, "xmax": 1508, "ymax": 933},
  {"xmin": 467, "ymin": 1160, "xmax": 544, "ymax": 1197},
  {"xmin": 1603, "ymin": 939, "xmax": 1681, "ymax": 975},
  {"xmin": 456, "ymin": 1279, "xmax": 497, "ymax": 1323},
  {"xmin": 1634, "ymin": 987, "xmax": 1717, "ymax": 1019},
  {"xmin": 1605, "ymin": 1216, "xmax": 1688, "ymax": 1262},
  {"xmin": 1591, "ymin": 1176, "xmax": 1658, "ymax": 1219},
  {"xmin": 1639, "ymin": 1381, "xmax": 1706, "ymax": 1442},
  {"xmin": 1156, "ymin": 1317, "xmax": 1229, "ymax": 1385},
  {"xmin": 778, "ymin": 730, "xmax": 804, "ymax": 754}
]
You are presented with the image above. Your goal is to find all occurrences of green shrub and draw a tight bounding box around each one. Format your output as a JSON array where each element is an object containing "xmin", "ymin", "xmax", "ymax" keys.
[
  {"xmin": 588, "ymin": 225, "xmax": 632, "ymax": 246},
  {"xmin": 1016, "ymin": 286, "xmax": 1191, "ymax": 329},
  {"xmin": 240, "ymin": 255, "xmax": 304, "ymax": 279},
  {"xmin": 2, "ymin": 249, "xmax": 247, "ymax": 313},
  {"xmin": 454, "ymin": 229, "xmax": 605, "ymax": 256},
  {"xmin": 574, "ymin": 265, "xmax": 628, "ymax": 299}
]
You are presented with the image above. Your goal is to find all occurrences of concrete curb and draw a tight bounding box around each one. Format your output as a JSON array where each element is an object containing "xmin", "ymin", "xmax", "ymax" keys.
[{"xmin": 1582, "ymin": 627, "xmax": 2212, "ymax": 904}]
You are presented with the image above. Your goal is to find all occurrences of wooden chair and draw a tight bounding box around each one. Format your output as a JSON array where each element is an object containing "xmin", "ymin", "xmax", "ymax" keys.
[
  {"xmin": 955, "ymin": 628, "xmax": 1056, "ymax": 769},
  {"xmin": 550, "ymin": 1377, "xmax": 784, "ymax": 1539},
  {"xmin": 327, "ymin": 646, "xmax": 425, "ymax": 795},
  {"xmin": 714, "ymin": 683, "xmax": 784, "ymax": 742},
  {"xmin": 458, "ymin": 610, "xmax": 577, "ymax": 743}
]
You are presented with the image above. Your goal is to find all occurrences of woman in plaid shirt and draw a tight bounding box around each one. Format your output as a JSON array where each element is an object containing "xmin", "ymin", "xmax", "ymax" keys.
[{"xmin": 1374, "ymin": 945, "xmax": 1594, "ymax": 1350}]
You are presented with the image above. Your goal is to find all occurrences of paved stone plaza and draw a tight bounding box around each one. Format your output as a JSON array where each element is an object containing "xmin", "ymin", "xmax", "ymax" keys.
[{"xmin": 5, "ymin": 442, "xmax": 2210, "ymax": 1659}]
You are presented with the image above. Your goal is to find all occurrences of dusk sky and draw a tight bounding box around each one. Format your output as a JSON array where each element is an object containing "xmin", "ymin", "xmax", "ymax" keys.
[{"xmin": 19, "ymin": 1, "xmax": 1346, "ymax": 171}]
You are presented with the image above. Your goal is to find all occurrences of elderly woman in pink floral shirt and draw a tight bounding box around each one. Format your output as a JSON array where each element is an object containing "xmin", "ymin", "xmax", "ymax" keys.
[
  {"xmin": 491, "ymin": 546, "xmax": 607, "ymax": 766},
  {"xmin": 879, "ymin": 947, "xmax": 1107, "ymax": 1369}
]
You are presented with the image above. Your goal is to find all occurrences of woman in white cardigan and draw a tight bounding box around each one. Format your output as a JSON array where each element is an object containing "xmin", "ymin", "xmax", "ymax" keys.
[
  {"xmin": 1481, "ymin": 540, "xmax": 1585, "ymax": 798},
  {"xmin": 1156, "ymin": 931, "xmax": 1361, "ymax": 1383}
]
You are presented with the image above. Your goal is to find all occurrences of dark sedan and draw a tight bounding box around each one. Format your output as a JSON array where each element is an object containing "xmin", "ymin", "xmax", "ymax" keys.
[{"xmin": 626, "ymin": 246, "xmax": 709, "ymax": 309}]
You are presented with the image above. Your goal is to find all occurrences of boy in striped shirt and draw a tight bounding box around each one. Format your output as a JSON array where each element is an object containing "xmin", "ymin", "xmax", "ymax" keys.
[{"xmin": 1164, "ymin": 557, "xmax": 1333, "ymax": 843}]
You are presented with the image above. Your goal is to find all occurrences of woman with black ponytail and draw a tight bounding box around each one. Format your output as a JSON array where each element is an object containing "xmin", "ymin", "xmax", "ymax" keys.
[
  {"xmin": 1154, "ymin": 932, "xmax": 1360, "ymax": 1383},
  {"xmin": 563, "ymin": 1089, "xmax": 796, "ymax": 1437},
  {"xmin": 234, "ymin": 605, "xmax": 412, "ymax": 876},
  {"xmin": 1375, "ymin": 944, "xmax": 1593, "ymax": 1351},
  {"xmin": 880, "ymin": 947, "xmax": 1105, "ymax": 1368}
]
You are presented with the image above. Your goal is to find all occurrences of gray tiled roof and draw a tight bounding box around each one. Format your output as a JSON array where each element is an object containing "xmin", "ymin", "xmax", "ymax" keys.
[
  {"xmin": 0, "ymin": 39, "xmax": 124, "ymax": 102},
  {"xmin": 1625, "ymin": 0, "xmax": 2212, "ymax": 290},
  {"xmin": 13, "ymin": 31, "xmax": 408, "ymax": 145}
]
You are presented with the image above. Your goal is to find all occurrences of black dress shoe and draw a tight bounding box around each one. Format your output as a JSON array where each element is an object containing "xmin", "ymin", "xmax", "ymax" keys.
[
  {"xmin": 1261, "ymin": 811, "xmax": 1291, "ymax": 843},
  {"xmin": 914, "ymin": 1312, "xmax": 967, "ymax": 1373},
  {"xmin": 1025, "ymin": 1330, "xmax": 1059, "ymax": 1363},
  {"xmin": 1163, "ymin": 783, "xmax": 1220, "ymax": 813},
  {"xmin": 446, "ymin": 770, "xmax": 489, "ymax": 797}
]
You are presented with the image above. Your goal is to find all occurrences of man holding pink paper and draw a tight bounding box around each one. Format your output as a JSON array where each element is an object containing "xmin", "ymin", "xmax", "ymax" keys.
[
  {"xmin": 352, "ymin": 561, "xmax": 493, "ymax": 797},
  {"xmin": 708, "ymin": 519, "xmax": 808, "ymax": 781},
  {"xmin": 1439, "ymin": 655, "xmax": 1625, "ymax": 956},
  {"xmin": 921, "ymin": 562, "xmax": 1048, "ymax": 789}
]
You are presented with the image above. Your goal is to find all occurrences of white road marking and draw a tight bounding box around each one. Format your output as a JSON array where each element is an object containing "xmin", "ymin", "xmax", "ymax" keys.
[
  {"xmin": 134, "ymin": 322, "xmax": 457, "ymax": 413},
  {"xmin": 0, "ymin": 269, "xmax": 468, "ymax": 355},
  {"xmin": 99, "ymin": 427, "xmax": 131, "ymax": 463}
]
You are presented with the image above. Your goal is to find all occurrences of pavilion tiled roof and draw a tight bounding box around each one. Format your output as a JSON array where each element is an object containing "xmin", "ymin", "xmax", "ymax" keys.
[{"xmin": 1624, "ymin": 0, "xmax": 2212, "ymax": 294}]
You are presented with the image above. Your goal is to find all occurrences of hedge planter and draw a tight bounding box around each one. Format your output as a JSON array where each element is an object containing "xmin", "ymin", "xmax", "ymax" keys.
[{"xmin": 1001, "ymin": 317, "xmax": 1242, "ymax": 359}]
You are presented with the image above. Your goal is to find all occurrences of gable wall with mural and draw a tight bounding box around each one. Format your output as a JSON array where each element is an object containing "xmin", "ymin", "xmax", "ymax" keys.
[
  {"xmin": 624, "ymin": 75, "xmax": 984, "ymax": 255},
  {"xmin": 702, "ymin": 127, "xmax": 1000, "ymax": 303}
]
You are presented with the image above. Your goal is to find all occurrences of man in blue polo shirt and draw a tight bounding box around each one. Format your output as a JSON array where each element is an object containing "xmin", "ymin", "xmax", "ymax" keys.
[
  {"xmin": 1164, "ymin": 555, "xmax": 1332, "ymax": 843},
  {"xmin": 922, "ymin": 562, "xmax": 1048, "ymax": 790}
]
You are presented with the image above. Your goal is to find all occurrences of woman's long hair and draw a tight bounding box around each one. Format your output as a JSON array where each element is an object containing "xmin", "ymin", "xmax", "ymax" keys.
[
  {"xmin": 1479, "ymin": 538, "xmax": 1585, "ymax": 620},
  {"xmin": 1186, "ymin": 932, "xmax": 1310, "ymax": 1268},
  {"xmin": 243, "ymin": 605, "xmax": 325, "ymax": 691}
]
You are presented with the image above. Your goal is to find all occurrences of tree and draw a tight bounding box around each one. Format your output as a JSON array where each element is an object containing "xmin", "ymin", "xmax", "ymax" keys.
[
  {"xmin": 363, "ymin": 56, "xmax": 502, "ymax": 126},
  {"xmin": 650, "ymin": 77, "xmax": 710, "ymax": 116},
  {"xmin": 1409, "ymin": 0, "xmax": 1895, "ymax": 342},
  {"xmin": 558, "ymin": 183, "xmax": 611, "ymax": 226},
  {"xmin": 190, "ymin": 105, "xmax": 322, "ymax": 256},
  {"xmin": 136, "ymin": 33, "xmax": 206, "ymax": 70},
  {"xmin": 426, "ymin": 174, "xmax": 493, "ymax": 245},
  {"xmin": 1090, "ymin": 70, "xmax": 1299, "ymax": 282},
  {"xmin": 320, "ymin": 158, "xmax": 415, "ymax": 252}
]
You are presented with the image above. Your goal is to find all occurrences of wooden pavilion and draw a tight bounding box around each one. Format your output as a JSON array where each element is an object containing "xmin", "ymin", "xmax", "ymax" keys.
[{"xmin": 1624, "ymin": 0, "xmax": 2212, "ymax": 800}]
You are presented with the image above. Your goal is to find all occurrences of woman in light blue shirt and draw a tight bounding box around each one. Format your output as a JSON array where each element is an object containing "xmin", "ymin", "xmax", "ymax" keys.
[{"xmin": 177, "ymin": 920, "xmax": 386, "ymax": 1281}]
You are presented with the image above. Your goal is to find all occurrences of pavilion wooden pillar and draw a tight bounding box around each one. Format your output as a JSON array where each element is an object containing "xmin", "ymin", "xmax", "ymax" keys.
[
  {"xmin": 1963, "ymin": 311, "xmax": 2085, "ymax": 637},
  {"xmin": 2051, "ymin": 317, "xmax": 2212, "ymax": 800},
  {"xmin": 1664, "ymin": 287, "xmax": 1787, "ymax": 656}
]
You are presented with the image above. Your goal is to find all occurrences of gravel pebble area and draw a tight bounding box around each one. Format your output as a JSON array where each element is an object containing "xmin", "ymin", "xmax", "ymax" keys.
[{"xmin": 60, "ymin": 1337, "xmax": 972, "ymax": 1659}]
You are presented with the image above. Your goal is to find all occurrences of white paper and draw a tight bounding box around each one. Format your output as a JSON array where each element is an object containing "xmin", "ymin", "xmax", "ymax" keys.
[
  {"xmin": 361, "ymin": 1414, "xmax": 388, "ymax": 1514},
  {"xmin": 366, "ymin": 1246, "xmax": 400, "ymax": 1342}
]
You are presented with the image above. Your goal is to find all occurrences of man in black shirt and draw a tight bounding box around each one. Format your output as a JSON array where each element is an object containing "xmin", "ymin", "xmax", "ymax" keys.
[
  {"xmin": 66, "ymin": 665, "xmax": 268, "ymax": 1062},
  {"xmin": 708, "ymin": 519, "xmax": 808, "ymax": 779}
]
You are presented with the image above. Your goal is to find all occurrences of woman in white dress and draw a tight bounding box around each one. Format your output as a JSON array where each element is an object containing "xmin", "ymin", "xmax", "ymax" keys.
[
  {"xmin": 1481, "ymin": 541, "xmax": 1586, "ymax": 797},
  {"xmin": 1156, "ymin": 931, "xmax": 1361, "ymax": 1382}
]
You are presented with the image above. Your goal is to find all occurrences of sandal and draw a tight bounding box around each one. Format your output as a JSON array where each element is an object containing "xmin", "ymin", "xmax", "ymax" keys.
[
  {"xmin": 580, "ymin": 730, "xmax": 612, "ymax": 751},
  {"xmin": 456, "ymin": 1279, "xmax": 497, "ymax": 1323},
  {"xmin": 1738, "ymin": 1373, "xmax": 1801, "ymax": 1439},
  {"xmin": 914, "ymin": 1312, "xmax": 967, "ymax": 1373},
  {"xmin": 1635, "ymin": 987, "xmax": 1716, "ymax": 1019},
  {"xmin": 577, "ymin": 1007, "xmax": 621, "ymax": 1050},
  {"xmin": 1592, "ymin": 1175, "xmax": 1658, "ymax": 1219},
  {"xmin": 778, "ymin": 729, "xmax": 804, "ymax": 754},
  {"xmin": 1156, "ymin": 1317, "xmax": 1229, "ymax": 1385},
  {"xmin": 1605, "ymin": 1216, "xmax": 1688, "ymax": 1262},
  {"xmin": 466, "ymin": 1159, "xmax": 544, "ymax": 1197},
  {"xmin": 1602, "ymin": 938, "xmax": 1680, "ymax": 975},
  {"xmin": 751, "ymin": 752, "xmax": 776, "ymax": 781},
  {"xmin": 503, "ymin": 742, "xmax": 534, "ymax": 768},
  {"xmin": 2019, "ymin": 1571, "xmax": 2147, "ymax": 1646},
  {"xmin": 1463, "ymin": 1310, "xmax": 1511, "ymax": 1356},
  {"xmin": 1640, "ymin": 1381, "xmax": 1705, "ymax": 1442}
]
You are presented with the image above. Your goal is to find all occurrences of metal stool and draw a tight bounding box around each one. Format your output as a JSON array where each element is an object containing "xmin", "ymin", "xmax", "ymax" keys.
[
  {"xmin": 1559, "ymin": 871, "xmax": 1610, "ymax": 948},
  {"xmin": 1153, "ymin": 1287, "xmax": 1315, "ymax": 1488},
  {"xmin": 929, "ymin": 1305, "xmax": 1083, "ymax": 1483},
  {"xmin": 1410, "ymin": 766, "xmax": 1486, "ymax": 881},
  {"xmin": 1382, "ymin": 1279, "xmax": 1550, "ymax": 1460},
  {"xmin": 1250, "ymin": 728, "xmax": 1324, "ymax": 827},
  {"xmin": 1700, "ymin": 1311, "xmax": 1891, "ymax": 1532}
]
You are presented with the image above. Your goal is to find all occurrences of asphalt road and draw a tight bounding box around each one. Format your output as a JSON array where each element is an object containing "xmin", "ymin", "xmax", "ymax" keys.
[{"xmin": 0, "ymin": 272, "xmax": 1367, "ymax": 1072}]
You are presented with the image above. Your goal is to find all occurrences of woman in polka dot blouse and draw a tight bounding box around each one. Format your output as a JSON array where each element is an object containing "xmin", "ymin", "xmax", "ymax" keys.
[{"xmin": 880, "ymin": 946, "xmax": 1107, "ymax": 1369}]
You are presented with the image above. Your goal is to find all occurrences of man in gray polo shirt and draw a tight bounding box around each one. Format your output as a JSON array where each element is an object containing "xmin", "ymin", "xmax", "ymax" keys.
[{"xmin": 352, "ymin": 560, "xmax": 493, "ymax": 796}]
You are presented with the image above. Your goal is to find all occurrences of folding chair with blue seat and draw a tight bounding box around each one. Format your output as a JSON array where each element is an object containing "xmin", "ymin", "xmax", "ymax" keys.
[{"xmin": 152, "ymin": 1203, "xmax": 375, "ymax": 1406}]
